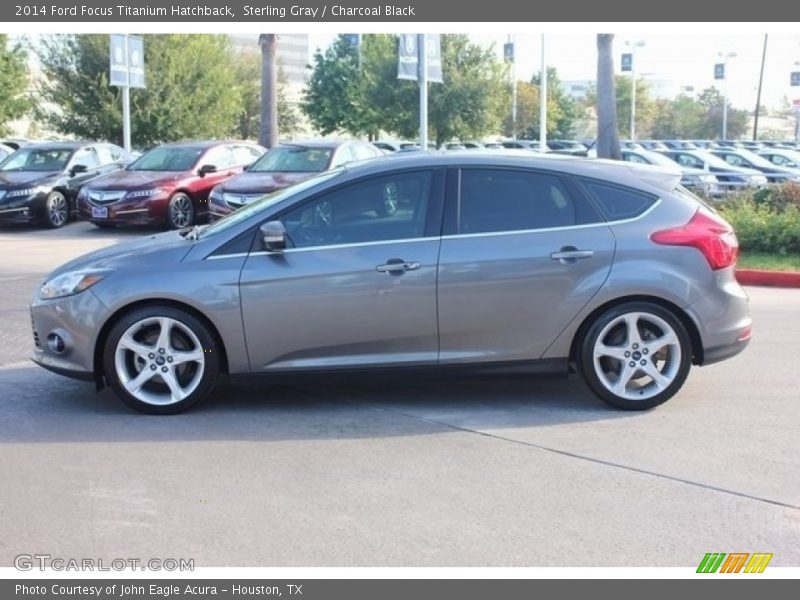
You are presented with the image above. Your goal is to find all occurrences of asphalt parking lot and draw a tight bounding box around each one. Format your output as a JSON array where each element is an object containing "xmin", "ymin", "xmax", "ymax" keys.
[{"xmin": 0, "ymin": 222, "xmax": 798, "ymax": 567}]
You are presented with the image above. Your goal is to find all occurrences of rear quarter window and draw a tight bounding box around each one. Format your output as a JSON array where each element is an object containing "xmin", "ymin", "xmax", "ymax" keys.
[{"xmin": 581, "ymin": 179, "xmax": 657, "ymax": 221}]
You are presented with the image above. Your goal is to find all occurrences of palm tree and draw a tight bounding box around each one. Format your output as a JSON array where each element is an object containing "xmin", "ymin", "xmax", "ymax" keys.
[
  {"xmin": 596, "ymin": 34, "xmax": 621, "ymax": 159},
  {"xmin": 259, "ymin": 34, "xmax": 278, "ymax": 148}
]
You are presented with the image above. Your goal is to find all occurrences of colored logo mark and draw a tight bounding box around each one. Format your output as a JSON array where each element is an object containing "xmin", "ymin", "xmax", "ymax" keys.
[{"xmin": 697, "ymin": 552, "xmax": 773, "ymax": 573}]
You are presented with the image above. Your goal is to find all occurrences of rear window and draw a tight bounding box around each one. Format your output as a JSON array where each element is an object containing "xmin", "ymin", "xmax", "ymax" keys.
[{"xmin": 581, "ymin": 180, "xmax": 657, "ymax": 221}]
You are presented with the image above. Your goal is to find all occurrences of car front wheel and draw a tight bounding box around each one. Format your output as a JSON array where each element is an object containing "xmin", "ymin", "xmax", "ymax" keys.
[
  {"xmin": 102, "ymin": 306, "xmax": 220, "ymax": 414},
  {"xmin": 166, "ymin": 192, "xmax": 195, "ymax": 229},
  {"xmin": 42, "ymin": 191, "xmax": 70, "ymax": 228},
  {"xmin": 578, "ymin": 302, "xmax": 692, "ymax": 410}
]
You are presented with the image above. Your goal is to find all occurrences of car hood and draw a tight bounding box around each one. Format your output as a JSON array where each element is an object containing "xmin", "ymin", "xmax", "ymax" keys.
[
  {"xmin": 89, "ymin": 170, "xmax": 188, "ymax": 190},
  {"xmin": 46, "ymin": 230, "xmax": 193, "ymax": 279},
  {"xmin": 220, "ymin": 171, "xmax": 315, "ymax": 194},
  {"xmin": 0, "ymin": 171, "xmax": 61, "ymax": 188}
]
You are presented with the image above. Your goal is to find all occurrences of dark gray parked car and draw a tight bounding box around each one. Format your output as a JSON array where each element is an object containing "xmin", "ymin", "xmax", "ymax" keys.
[{"xmin": 31, "ymin": 152, "xmax": 751, "ymax": 414}]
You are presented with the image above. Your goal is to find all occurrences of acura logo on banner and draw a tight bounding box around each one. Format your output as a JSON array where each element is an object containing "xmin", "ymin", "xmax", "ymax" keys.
[
  {"xmin": 398, "ymin": 34, "xmax": 443, "ymax": 83},
  {"xmin": 503, "ymin": 42, "xmax": 514, "ymax": 63},
  {"xmin": 621, "ymin": 53, "xmax": 632, "ymax": 72},
  {"xmin": 791, "ymin": 72, "xmax": 800, "ymax": 87},
  {"xmin": 714, "ymin": 63, "xmax": 725, "ymax": 80}
]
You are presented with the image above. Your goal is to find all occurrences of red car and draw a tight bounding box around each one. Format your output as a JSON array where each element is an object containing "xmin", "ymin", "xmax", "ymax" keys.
[{"xmin": 77, "ymin": 140, "xmax": 265, "ymax": 229}]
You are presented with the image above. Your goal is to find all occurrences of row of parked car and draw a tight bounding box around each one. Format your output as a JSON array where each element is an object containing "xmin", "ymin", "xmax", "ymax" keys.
[
  {"xmin": 0, "ymin": 138, "xmax": 385, "ymax": 229},
  {"xmin": 1, "ymin": 135, "xmax": 799, "ymax": 230}
]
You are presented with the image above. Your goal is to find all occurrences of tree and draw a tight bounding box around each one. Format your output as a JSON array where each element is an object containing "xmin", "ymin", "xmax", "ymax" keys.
[
  {"xmin": 587, "ymin": 75, "xmax": 654, "ymax": 139},
  {"xmin": 526, "ymin": 67, "xmax": 580, "ymax": 139},
  {"xmin": 304, "ymin": 34, "xmax": 506, "ymax": 146},
  {"xmin": 37, "ymin": 34, "xmax": 241, "ymax": 147},
  {"xmin": 646, "ymin": 89, "xmax": 749, "ymax": 140},
  {"xmin": 595, "ymin": 34, "xmax": 621, "ymax": 159},
  {"xmin": 0, "ymin": 35, "xmax": 30, "ymax": 136},
  {"xmin": 233, "ymin": 51, "xmax": 300, "ymax": 140},
  {"xmin": 303, "ymin": 34, "xmax": 414, "ymax": 140},
  {"xmin": 259, "ymin": 34, "xmax": 278, "ymax": 148}
]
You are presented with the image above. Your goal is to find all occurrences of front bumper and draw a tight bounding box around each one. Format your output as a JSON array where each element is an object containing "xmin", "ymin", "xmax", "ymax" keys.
[
  {"xmin": 30, "ymin": 287, "xmax": 110, "ymax": 379},
  {"xmin": 78, "ymin": 194, "xmax": 168, "ymax": 226},
  {"xmin": 0, "ymin": 193, "xmax": 47, "ymax": 223}
]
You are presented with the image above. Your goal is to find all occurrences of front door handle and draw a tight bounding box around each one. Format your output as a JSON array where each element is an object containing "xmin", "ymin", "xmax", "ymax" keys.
[
  {"xmin": 376, "ymin": 259, "xmax": 421, "ymax": 274},
  {"xmin": 550, "ymin": 247, "xmax": 594, "ymax": 262}
]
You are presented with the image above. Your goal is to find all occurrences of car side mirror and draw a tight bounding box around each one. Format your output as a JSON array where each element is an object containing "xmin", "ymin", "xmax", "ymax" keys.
[
  {"xmin": 198, "ymin": 164, "xmax": 217, "ymax": 177},
  {"xmin": 69, "ymin": 164, "xmax": 88, "ymax": 177},
  {"xmin": 260, "ymin": 221, "xmax": 287, "ymax": 252}
]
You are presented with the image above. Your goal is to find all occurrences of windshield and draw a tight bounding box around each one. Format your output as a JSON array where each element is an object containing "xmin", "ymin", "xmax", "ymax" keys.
[
  {"xmin": 639, "ymin": 151, "xmax": 683, "ymax": 168},
  {"xmin": 128, "ymin": 146, "xmax": 204, "ymax": 172},
  {"xmin": 735, "ymin": 149, "xmax": 786, "ymax": 169},
  {"xmin": 0, "ymin": 148, "xmax": 73, "ymax": 172},
  {"xmin": 693, "ymin": 150, "xmax": 740, "ymax": 170},
  {"xmin": 200, "ymin": 170, "xmax": 342, "ymax": 239},
  {"xmin": 250, "ymin": 145, "xmax": 333, "ymax": 173}
]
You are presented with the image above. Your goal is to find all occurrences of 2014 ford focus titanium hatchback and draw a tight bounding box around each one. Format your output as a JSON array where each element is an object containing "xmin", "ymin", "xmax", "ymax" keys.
[{"xmin": 30, "ymin": 152, "xmax": 751, "ymax": 414}]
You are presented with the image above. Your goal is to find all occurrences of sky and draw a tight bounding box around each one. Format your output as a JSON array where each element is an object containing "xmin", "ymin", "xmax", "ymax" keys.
[{"xmin": 308, "ymin": 33, "xmax": 800, "ymax": 110}]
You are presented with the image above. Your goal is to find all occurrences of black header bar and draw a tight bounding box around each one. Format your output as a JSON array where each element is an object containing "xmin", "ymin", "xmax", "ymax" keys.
[{"xmin": 3, "ymin": 0, "xmax": 800, "ymax": 22}]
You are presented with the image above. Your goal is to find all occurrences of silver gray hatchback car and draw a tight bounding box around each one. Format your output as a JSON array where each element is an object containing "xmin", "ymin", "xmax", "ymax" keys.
[{"xmin": 31, "ymin": 152, "xmax": 751, "ymax": 414}]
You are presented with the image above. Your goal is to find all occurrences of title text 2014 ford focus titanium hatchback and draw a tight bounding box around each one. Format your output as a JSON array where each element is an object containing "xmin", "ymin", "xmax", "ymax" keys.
[{"xmin": 31, "ymin": 153, "xmax": 751, "ymax": 414}]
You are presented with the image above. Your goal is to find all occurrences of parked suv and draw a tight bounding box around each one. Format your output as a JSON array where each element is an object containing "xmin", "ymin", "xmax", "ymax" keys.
[
  {"xmin": 31, "ymin": 152, "xmax": 750, "ymax": 414},
  {"xmin": 78, "ymin": 141, "xmax": 265, "ymax": 229},
  {"xmin": 0, "ymin": 142, "xmax": 127, "ymax": 228}
]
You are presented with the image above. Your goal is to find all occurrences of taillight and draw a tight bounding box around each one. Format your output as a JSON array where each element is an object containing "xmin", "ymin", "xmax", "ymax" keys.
[{"xmin": 650, "ymin": 208, "xmax": 739, "ymax": 270}]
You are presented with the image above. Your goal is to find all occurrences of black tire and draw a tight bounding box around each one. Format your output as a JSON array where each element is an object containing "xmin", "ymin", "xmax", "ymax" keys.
[
  {"xmin": 166, "ymin": 192, "xmax": 195, "ymax": 229},
  {"xmin": 102, "ymin": 305, "xmax": 220, "ymax": 414},
  {"xmin": 577, "ymin": 301, "xmax": 692, "ymax": 410},
  {"xmin": 41, "ymin": 191, "xmax": 70, "ymax": 229}
]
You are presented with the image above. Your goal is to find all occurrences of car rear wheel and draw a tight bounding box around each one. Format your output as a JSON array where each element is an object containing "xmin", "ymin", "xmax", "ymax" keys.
[
  {"xmin": 578, "ymin": 302, "xmax": 692, "ymax": 410},
  {"xmin": 102, "ymin": 306, "xmax": 220, "ymax": 414},
  {"xmin": 166, "ymin": 192, "xmax": 194, "ymax": 229},
  {"xmin": 42, "ymin": 191, "xmax": 69, "ymax": 228}
]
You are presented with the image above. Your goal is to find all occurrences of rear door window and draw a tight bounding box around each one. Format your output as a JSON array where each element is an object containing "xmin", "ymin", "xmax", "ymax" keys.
[{"xmin": 457, "ymin": 169, "xmax": 596, "ymax": 234}]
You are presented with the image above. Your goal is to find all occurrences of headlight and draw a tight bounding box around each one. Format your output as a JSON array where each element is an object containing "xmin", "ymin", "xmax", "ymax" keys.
[
  {"xmin": 681, "ymin": 175, "xmax": 702, "ymax": 186},
  {"xmin": 209, "ymin": 186, "xmax": 223, "ymax": 201},
  {"xmin": 39, "ymin": 271, "xmax": 107, "ymax": 300},
  {"xmin": 7, "ymin": 186, "xmax": 46, "ymax": 198},
  {"xmin": 126, "ymin": 188, "xmax": 160, "ymax": 199}
]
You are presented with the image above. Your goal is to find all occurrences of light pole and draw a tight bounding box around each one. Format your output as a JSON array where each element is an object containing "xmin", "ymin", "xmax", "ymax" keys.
[
  {"xmin": 625, "ymin": 40, "xmax": 645, "ymax": 141},
  {"xmin": 718, "ymin": 51, "xmax": 737, "ymax": 140},
  {"xmin": 539, "ymin": 34, "xmax": 547, "ymax": 153}
]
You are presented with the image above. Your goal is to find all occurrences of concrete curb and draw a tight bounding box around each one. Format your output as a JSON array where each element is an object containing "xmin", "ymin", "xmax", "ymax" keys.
[{"xmin": 736, "ymin": 269, "xmax": 800, "ymax": 288}]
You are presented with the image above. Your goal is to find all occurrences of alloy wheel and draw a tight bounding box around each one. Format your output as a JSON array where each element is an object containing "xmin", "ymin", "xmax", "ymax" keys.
[
  {"xmin": 47, "ymin": 192, "xmax": 68, "ymax": 228},
  {"xmin": 168, "ymin": 194, "xmax": 194, "ymax": 228},
  {"xmin": 591, "ymin": 311, "xmax": 682, "ymax": 401},
  {"xmin": 113, "ymin": 316, "xmax": 205, "ymax": 406}
]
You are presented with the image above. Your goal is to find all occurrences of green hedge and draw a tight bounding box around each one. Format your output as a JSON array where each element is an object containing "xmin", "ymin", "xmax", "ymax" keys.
[{"xmin": 715, "ymin": 183, "xmax": 800, "ymax": 255}]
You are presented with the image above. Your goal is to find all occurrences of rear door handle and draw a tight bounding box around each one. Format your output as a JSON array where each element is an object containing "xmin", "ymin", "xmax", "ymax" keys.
[
  {"xmin": 550, "ymin": 248, "xmax": 594, "ymax": 262},
  {"xmin": 376, "ymin": 259, "xmax": 421, "ymax": 274}
]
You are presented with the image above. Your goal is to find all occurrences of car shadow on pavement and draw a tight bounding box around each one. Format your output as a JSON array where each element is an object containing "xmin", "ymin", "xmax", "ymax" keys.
[
  {"xmin": 0, "ymin": 363, "xmax": 644, "ymax": 444},
  {"xmin": 0, "ymin": 222, "xmax": 164, "ymax": 238}
]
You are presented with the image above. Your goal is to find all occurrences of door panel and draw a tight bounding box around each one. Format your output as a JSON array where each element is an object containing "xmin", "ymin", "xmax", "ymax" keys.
[
  {"xmin": 438, "ymin": 227, "xmax": 615, "ymax": 363},
  {"xmin": 437, "ymin": 167, "xmax": 615, "ymax": 364},
  {"xmin": 239, "ymin": 240, "xmax": 440, "ymax": 371},
  {"xmin": 239, "ymin": 168, "xmax": 444, "ymax": 372}
]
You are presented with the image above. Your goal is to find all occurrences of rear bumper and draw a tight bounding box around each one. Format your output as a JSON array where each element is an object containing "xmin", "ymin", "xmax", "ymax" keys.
[{"xmin": 702, "ymin": 337, "xmax": 750, "ymax": 366}]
